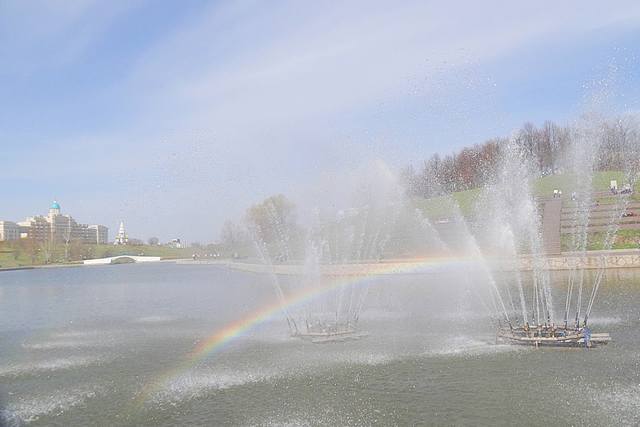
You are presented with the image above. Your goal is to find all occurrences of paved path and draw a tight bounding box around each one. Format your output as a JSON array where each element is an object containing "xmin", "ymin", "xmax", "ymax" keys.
[
  {"xmin": 83, "ymin": 255, "xmax": 162, "ymax": 265},
  {"xmin": 542, "ymin": 198, "xmax": 562, "ymax": 255}
]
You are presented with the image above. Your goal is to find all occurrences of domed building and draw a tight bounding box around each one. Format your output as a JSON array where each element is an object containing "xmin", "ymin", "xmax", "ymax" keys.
[
  {"xmin": 49, "ymin": 201, "xmax": 61, "ymax": 217},
  {"xmin": 5, "ymin": 200, "xmax": 109, "ymax": 244}
]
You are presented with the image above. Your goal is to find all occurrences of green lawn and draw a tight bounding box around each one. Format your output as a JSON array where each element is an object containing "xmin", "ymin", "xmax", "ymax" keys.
[
  {"xmin": 412, "ymin": 188, "xmax": 481, "ymax": 219},
  {"xmin": 415, "ymin": 171, "xmax": 639, "ymax": 219},
  {"xmin": 562, "ymin": 229, "xmax": 640, "ymax": 251},
  {"xmin": 0, "ymin": 245, "xmax": 38, "ymax": 268},
  {"xmin": 0, "ymin": 242, "xmax": 192, "ymax": 269},
  {"xmin": 532, "ymin": 170, "xmax": 638, "ymax": 199},
  {"xmin": 413, "ymin": 171, "xmax": 640, "ymax": 253}
]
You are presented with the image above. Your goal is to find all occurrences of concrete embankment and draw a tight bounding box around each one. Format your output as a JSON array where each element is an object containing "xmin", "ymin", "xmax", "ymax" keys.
[
  {"xmin": 519, "ymin": 249, "xmax": 640, "ymax": 271},
  {"xmin": 178, "ymin": 259, "xmax": 422, "ymax": 276},
  {"xmin": 0, "ymin": 266, "xmax": 36, "ymax": 272},
  {"xmin": 179, "ymin": 249, "xmax": 640, "ymax": 275},
  {"xmin": 0, "ymin": 263, "xmax": 84, "ymax": 272}
]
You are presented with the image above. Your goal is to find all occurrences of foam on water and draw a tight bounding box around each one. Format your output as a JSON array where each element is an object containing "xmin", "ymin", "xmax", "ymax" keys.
[
  {"xmin": 585, "ymin": 384, "xmax": 640, "ymax": 425},
  {"xmin": 5, "ymin": 385, "xmax": 103, "ymax": 424},
  {"xmin": 46, "ymin": 325, "xmax": 200, "ymax": 343},
  {"xmin": 132, "ymin": 315, "xmax": 178, "ymax": 324},
  {"xmin": 250, "ymin": 420, "xmax": 312, "ymax": 427},
  {"xmin": 340, "ymin": 352, "xmax": 394, "ymax": 366},
  {"xmin": 424, "ymin": 336, "xmax": 518, "ymax": 357},
  {"xmin": 0, "ymin": 409, "xmax": 25, "ymax": 427},
  {"xmin": 22, "ymin": 339, "xmax": 113, "ymax": 350},
  {"xmin": 149, "ymin": 367, "xmax": 280, "ymax": 406},
  {"xmin": 51, "ymin": 329, "xmax": 111, "ymax": 339},
  {"xmin": 148, "ymin": 346, "xmax": 402, "ymax": 407},
  {"xmin": 0, "ymin": 355, "xmax": 107, "ymax": 377},
  {"xmin": 248, "ymin": 413, "xmax": 347, "ymax": 427},
  {"xmin": 246, "ymin": 402, "xmax": 380, "ymax": 427}
]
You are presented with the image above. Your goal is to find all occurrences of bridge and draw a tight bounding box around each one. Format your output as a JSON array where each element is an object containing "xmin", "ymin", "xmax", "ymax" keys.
[{"xmin": 83, "ymin": 255, "xmax": 163, "ymax": 265}]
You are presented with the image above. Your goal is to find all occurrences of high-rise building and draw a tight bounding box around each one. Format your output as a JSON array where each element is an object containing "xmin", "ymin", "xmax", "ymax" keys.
[
  {"xmin": 17, "ymin": 215, "xmax": 50, "ymax": 241},
  {"xmin": 0, "ymin": 221, "xmax": 19, "ymax": 241},
  {"xmin": 88, "ymin": 225, "xmax": 109, "ymax": 245},
  {"xmin": 1, "ymin": 201, "xmax": 109, "ymax": 244}
]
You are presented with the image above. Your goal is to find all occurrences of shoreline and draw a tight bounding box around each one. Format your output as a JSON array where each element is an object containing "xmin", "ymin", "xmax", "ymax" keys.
[
  {"xmin": 519, "ymin": 249, "xmax": 640, "ymax": 271},
  {"xmin": 180, "ymin": 249, "xmax": 640, "ymax": 275},
  {"xmin": 0, "ymin": 264, "xmax": 84, "ymax": 273},
  {"xmin": 3, "ymin": 249, "xmax": 640, "ymax": 274},
  {"xmin": 0, "ymin": 258, "xmax": 183, "ymax": 273}
]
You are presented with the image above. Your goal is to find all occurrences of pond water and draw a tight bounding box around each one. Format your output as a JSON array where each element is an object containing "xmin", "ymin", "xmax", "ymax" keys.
[{"xmin": 1, "ymin": 263, "xmax": 639, "ymax": 426}]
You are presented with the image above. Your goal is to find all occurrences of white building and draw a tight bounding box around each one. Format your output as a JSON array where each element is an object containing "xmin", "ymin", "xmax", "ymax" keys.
[
  {"xmin": 0, "ymin": 221, "xmax": 19, "ymax": 241},
  {"xmin": 167, "ymin": 238, "xmax": 184, "ymax": 249},
  {"xmin": 88, "ymin": 225, "xmax": 109, "ymax": 244},
  {"xmin": 114, "ymin": 221, "xmax": 128, "ymax": 245},
  {"xmin": 7, "ymin": 201, "xmax": 108, "ymax": 244}
]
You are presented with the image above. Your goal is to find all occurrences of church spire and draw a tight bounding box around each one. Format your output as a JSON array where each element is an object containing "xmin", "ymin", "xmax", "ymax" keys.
[{"xmin": 114, "ymin": 220, "xmax": 129, "ymax": 245}]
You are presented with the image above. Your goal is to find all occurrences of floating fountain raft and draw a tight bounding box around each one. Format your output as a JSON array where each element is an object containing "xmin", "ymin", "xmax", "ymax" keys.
[
  {"xmin": 496, "ymin": 324, "xmax": 610, "ymax": 348},
  {"xmin": 291, "ymin": 320, "xmax": 368, "ymax": 343}
]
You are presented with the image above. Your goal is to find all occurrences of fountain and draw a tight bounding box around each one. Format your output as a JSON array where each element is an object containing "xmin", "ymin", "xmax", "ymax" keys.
[
  {"xmin": 244, "ymin": 117, "xmax": 640, "ymax": 348},
  {"xmin": 246, "ymin": 162, "xmax": 408, "ymax": 342},
  {"xmin": 473, "ymin": 117, "xmax": 640, "ymax": 348}
]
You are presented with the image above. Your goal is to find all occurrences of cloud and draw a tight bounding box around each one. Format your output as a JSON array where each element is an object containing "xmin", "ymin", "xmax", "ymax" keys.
[{"xmin": 126, "ymin": 1, "xmax": 640, "ymax": 133}]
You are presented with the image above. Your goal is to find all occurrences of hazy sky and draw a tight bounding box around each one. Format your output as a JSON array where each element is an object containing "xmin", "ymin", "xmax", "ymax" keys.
[{"xmin": 2, "ymin": 1, "xmax": 640, "ymax": 242}]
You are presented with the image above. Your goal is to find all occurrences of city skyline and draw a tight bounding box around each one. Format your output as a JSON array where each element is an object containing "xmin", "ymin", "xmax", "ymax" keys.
[
  {"xmin": 2, "ymin": 1, "xmax": 640, "ymax": 241},
  {"xmin": 0, "ymin": 199, "xmax": 109, "ymax": 245},
  {"xmin": 0, "ymin": 199, "xmax": 181, "ymax": 244}
]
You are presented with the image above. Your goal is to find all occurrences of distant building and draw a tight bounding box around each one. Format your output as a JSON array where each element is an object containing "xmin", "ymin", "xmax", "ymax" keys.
[
  {"xmin": 17, "ymin": 215, "xmax": 51, "ymax": 241},
  {"xmin": 167, "ymin": 238, "xmax": 184, "ymax": 249},
  {"xmin": 49, "ymin": 201, "xmax": 61, "ymax": 217},
  {"xmin": 88, "ymin": 225, "xmax": 109, "ymax": 245},
  {"xmin": 114, "ymin": 221, "xmax": 129, "ymax": 245},
  {"xmin": 0, "ymin": 221, "xmax": 19, "ymax": 241},
  {"xmin": 1, "ymin": 201, "xmax": 108, "ymax": 244}
]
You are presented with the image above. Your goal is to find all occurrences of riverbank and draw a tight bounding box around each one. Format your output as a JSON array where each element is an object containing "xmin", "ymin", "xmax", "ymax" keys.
[
  {"xmin": 0, "ymin": 242, "xmax": 194, "ymax": 270},
  {"xmin": 0, "ymin": 263, "xmax": 85, "ymax": 273},
  {"xmin": 0, "ymin": 266, "xmax": 36, "ymax": 272},
  {"xmin": 178, "ymin": 249, "xmax": 640, "ymax": 275},
  {"xmin": 5, "ymin": 249, "xmax": 639, "ymax": 274},
  {"xmin": 520, "ymin": 249, "xmax": 640, "ymax": 271},
  {"xmin": 0, "ymin": 258, "xmax": 185, "ymax": 273}
]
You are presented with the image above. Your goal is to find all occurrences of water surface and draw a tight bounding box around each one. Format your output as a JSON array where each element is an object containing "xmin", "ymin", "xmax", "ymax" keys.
[{"xmin": 1, "ymin": 264, "xmax": 639, "ymax": 426}]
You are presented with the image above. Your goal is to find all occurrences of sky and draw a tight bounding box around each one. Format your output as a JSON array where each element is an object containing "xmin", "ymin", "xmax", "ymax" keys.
[{"xmin": 2, "ymin": 0, "xmax": 640, "ymax": 243}]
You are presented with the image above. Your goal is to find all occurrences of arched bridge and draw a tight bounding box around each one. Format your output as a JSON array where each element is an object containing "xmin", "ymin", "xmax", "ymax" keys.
[{"xmin": 83, "ymin": 255, "xmax": 162, "ymax": 265}]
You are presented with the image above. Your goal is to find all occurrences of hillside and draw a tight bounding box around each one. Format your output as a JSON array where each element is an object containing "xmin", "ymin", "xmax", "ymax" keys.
[
  {"xmin": 413, "ymin": 171, "xmax": 640, "ymax": 251},
  {"xmin": 414, "ymin": 171, "xmax": 638, "ymax": 219}
]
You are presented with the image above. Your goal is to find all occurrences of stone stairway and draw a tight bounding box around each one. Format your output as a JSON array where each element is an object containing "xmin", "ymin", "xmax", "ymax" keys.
[{"xmin": 541, "ymin": 198, "xmax": 562, "ymax": 255}]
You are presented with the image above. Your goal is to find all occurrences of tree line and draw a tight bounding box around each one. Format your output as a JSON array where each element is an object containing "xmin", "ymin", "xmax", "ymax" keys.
[{"xmin": 400, "ymin": 115, "xmax": 639, "ymax": 198}]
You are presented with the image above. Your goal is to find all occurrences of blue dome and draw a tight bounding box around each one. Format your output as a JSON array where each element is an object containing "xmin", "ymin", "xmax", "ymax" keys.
[{"xmin": 50, "ymin": 201, "xmax": 60, "ymax": 210}]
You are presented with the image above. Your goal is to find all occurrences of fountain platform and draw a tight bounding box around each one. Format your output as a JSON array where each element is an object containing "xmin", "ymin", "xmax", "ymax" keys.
[
  {"xmin": 496, "ymin": 325, "xmax": 610, "ymax": 348},
  {"xmin": 292, "ymin": 322, "xmax": 369, "ymax": 343}
]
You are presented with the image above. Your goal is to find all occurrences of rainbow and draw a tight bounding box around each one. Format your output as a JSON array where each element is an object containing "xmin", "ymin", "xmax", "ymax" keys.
[{"xmin": 134, "ymin": 256, "xmax": 474, "ymax": 406}]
